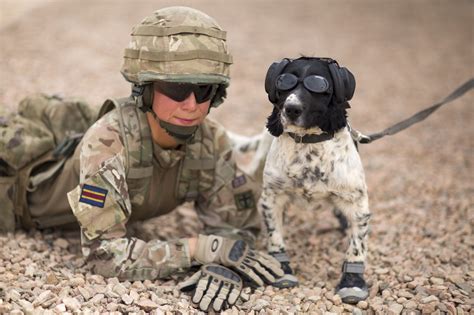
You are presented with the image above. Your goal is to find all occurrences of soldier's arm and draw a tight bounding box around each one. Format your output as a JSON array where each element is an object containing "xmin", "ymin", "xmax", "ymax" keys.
[
  {"xmin": 67, "ymin": 114, "xmax": 195, "ymax": 280},
  {"xmin": 194, "ymin": 120, "xmax": 262, "ymax": 245}
]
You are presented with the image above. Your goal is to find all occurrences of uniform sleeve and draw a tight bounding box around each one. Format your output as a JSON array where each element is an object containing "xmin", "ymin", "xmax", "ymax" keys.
[
  {"xmin": 194, "ymin": 121, "xmax": 262, "ymax": 245},
  {"xmin": 67, "ymin": 113, "xmax": 191, "ymax": 280}
]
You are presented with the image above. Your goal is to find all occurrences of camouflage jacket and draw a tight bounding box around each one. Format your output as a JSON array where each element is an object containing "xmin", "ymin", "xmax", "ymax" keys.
[{"xmin": 67, "ymin": 105, "xmax": 261, "ymax": 281}]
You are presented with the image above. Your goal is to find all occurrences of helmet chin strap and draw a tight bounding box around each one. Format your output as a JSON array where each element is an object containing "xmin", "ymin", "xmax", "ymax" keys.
[{"xmin": 149, "ymin": 109, "xmax": 198, "ymax": 144}]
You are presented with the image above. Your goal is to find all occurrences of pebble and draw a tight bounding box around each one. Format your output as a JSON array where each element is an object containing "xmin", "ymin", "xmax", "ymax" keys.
[
  {"xmin": 45, "ymin": 273, "xmax": 59, "ymax": 285},
  {"xmin": 113, "ymin": 283, "xmax": 128, "ymax": 296},
  {"xmin": 54, "ymin": 303, "xmax": 66, "ymax": 313},
  {"xmin": 68, "ymin": 277, "xmax": 85, "ymax": 287},
  {"xmin": 430, "ymin": 277, "xmax": 444, "ymax": 285},
  {"xmin": 388, "ymin": 302, "xmax": 403, "ymax": 314},
  {"xmin": 7, "ymin": 289, "xmax": 21, "ymax": 302},
  {"xmin": 63, "ymin": 297, "xmax": 81, "ymax": 311},
  {"xmin": 375, "ymin": 268, "xmax": 389, "ymax": 274},
  {"xmin": 121, "ymin": 294, "xmax": 134, "ymax": 305},
  {"xmin": 420, "ymin": 295, "xmax": 439, "ymax": 304},
  {"xmin": 357, "ymin": 301, "xmax": 368, "ymax": 310},
  {"xmin": 403, "ymin": 300, "xmax": 417, "ymax": 309},
  {"xmin": 137, "ymin": 299, "xmax": 159, "ymax": 311},
  {"xmin": 252, "ymin": 299, "xmax": 270, "ymax": 311}
]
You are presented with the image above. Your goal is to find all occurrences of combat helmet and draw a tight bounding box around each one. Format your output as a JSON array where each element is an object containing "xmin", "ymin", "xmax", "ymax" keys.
[{"xmin": 121, "ymin": 6, "xmax": 232, "ymax": 109}]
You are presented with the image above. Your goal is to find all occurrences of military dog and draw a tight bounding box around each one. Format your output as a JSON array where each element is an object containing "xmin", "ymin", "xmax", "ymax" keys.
[{"xmin": 259, "ymin": 57, "xmax": 371, "ymax": 303}]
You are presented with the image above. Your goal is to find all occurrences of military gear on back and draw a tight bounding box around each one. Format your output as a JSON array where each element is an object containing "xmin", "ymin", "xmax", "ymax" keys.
[{"xmin": 0, "ymin": 94, "xmax": 95, "ymax": 232}]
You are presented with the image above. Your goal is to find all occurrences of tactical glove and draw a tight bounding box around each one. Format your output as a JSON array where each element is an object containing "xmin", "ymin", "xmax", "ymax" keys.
[
  {"xmin": 194, "ymin": 234, "xmax": 284, "ymax": 286},
  {"xmin": 178, "ymin": 264, "xmax": 244, "ymax": 312}
]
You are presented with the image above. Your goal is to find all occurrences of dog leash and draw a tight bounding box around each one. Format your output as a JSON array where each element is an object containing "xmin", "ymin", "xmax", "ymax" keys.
[{"xmin": 350, "ymin": 78, "xmax": 474, "ymax": 144}]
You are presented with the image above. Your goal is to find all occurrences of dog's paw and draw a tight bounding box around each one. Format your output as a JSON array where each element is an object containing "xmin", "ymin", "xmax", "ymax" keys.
[
  {"xmin": 272, "ymin": 261, "xmax": 299, "ymax": 288},
  {"xmin": 269, "ymin": 252, "xmax": 299, "ymax": 288},
  {"xmin": 335, "ymin": 272, "xmax": 368, "ymax": 304}
]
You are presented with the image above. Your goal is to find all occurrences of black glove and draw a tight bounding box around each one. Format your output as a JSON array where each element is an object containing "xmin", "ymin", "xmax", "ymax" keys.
[{"xmin": 178, "ymin": 264, "xmax": 246, "ymax": 312}]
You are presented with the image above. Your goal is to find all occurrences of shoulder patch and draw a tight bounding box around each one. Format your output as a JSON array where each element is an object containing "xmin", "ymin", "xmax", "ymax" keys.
[{"xmin": 80, "ymin": 184, "xmax": 108, "ymax": 208}]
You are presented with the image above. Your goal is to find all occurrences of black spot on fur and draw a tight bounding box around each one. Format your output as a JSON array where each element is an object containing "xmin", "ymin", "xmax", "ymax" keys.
[
  {"xmin": 305, "ymin": 153, "xmax": 312, "ymax": 162},
  {"xmin": 305, "ymin": 100, "xmax": 348, "ymax": 133},
  {"xmin": 266, "ymin": 107, "xmax": 284, "ymax": 137}
]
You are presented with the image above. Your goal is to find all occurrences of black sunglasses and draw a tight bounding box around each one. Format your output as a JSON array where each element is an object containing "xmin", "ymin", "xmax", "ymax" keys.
[
  {"xmin": 153, "ymin": 81, "xmax": 218, "ymax": 103},
  {"xmin": 275, "ymin": 73, "xmax": 330, "ymax": 93}
]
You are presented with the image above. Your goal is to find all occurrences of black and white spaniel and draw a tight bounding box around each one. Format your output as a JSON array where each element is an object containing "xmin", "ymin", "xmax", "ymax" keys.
[{"xmin": 258, "ymin": 57, "xmax": 371, "ymax": 303}]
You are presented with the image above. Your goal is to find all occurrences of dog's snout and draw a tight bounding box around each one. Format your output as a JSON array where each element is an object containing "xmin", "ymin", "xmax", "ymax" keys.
[{"xmin": 284, "ymin": 105, "xmax": 303, "ymax": 120}]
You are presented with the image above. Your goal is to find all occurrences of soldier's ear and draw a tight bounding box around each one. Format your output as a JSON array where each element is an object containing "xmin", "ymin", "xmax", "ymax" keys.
[{"xmin": 266, "ymin": 107, "xmax": 284, "ymax": 137}]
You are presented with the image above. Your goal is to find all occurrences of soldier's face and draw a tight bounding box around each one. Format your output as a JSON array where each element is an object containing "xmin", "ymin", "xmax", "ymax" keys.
[{"xmin": 152, "ymin": 89, "xmax": 211, "ymax": 126}]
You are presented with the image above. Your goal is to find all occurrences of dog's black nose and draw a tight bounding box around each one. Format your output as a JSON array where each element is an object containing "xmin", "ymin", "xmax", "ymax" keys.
[{"xmin": 284, "ymin": 105, "xmax": 302, "ymax": 120}]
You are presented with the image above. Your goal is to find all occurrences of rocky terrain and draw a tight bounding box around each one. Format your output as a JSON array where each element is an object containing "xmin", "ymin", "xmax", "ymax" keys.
[{"xmin": 0, "ymin": 0, "xmax": 472, "ymax": 314}]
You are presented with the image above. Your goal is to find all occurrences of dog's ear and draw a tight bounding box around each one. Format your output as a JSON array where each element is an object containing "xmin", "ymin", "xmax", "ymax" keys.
[
  {"xmin": 266, "ymin": 107, "xmax": 284, "ymax": 137},
  {"xmin": 318, "ymin": 101, "xmax": 348, "ymax": 133}
]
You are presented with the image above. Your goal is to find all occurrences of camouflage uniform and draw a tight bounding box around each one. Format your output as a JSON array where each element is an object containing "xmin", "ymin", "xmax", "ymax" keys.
[{"xmin": 65, "ymin": 102, "xmax": 261, "ymax": 280}]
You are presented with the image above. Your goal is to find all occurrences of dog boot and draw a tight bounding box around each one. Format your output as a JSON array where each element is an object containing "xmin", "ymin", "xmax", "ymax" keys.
[
  {"xmin": 335, "ymin": 262, "xmax": 368, "ymax": 304},
  {"xmin": 270, "ymin": 251, "xmax": 299, "ymax": 288}
]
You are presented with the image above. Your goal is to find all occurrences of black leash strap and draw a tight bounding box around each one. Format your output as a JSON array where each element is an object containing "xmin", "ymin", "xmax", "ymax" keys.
[{"xmin": 353, "ymin": 78, "xmax": 474, "ymax": 144}]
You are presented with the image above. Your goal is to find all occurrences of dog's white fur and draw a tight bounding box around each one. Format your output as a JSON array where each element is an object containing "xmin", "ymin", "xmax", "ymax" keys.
[{"xmin": 260, "ymin": 124, "xmax": 371, "ymax": 262}]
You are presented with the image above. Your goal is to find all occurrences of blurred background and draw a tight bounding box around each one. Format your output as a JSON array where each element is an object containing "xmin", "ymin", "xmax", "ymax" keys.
[{"xmin": 0, "ymin": 0, "xmax": 473, "ymax": 309}]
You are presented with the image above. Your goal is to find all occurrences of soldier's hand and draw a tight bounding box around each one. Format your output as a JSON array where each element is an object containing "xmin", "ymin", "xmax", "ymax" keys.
[
  {"xmin": 194, "ymin": 234, "xmax": 284, "ymax": 287},
  {"xmin": 178, "ymin": 264, "xmax": 245, "ymax": 312}
]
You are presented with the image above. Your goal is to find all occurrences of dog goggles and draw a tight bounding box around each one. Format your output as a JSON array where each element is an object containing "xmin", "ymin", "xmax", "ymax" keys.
[
  {"xmin": 275, "ymin": 74, "xmax": 330, "ymax": 93},
  {"xmin": 153, "ymin": 81, "xmax": 218, "ymax": 103}
]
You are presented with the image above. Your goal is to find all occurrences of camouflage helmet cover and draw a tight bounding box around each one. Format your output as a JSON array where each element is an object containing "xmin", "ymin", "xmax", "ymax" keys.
[{"xmin": 121, "ymin": 7, "xmax": 232, "ymax": 87}]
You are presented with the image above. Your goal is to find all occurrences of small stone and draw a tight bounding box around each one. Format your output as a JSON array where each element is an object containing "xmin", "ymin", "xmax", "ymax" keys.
[
  {"xmin": 78, "ymin": 287, "xmax": 91, "ymax": 300},
  {"xmin": 69, "ymin": 277, "xmax": 85, "ymax": 287},
  {"xmin": 388, "ymin": 302, "xmax": 403, "ymax": 314},
  {"xmin": 352, "ymin": 307, "xmax": 363, "ymax": 315},
  {"xmin": 331, "ymin": 294, "xmax": 342, "ymax": 306},
  {"xmin": 53, "ymin": 238, "xmax": 69, "ymax": 249},
  {"xmin": 107, "ymin": 302, "xmax": 119, "ymax": 312},
  {"xmin": 54, "ymin": 303, "xmax": 66, "ymax": 313},
  {"xmin": 398, "ymin": 290, "xmax": 414, "ymax": 299},
  {"xmin": 88, "ymin": 274, "xmax": 106, "ymax": 284},
  {"xmin": 403, "ymin": 275, "xmax": 413, "ymax": 282},
  {"xmin": 292, "ymin": 297, "xmax": 301, "ymax": 305},
  {"xmin": 90, "ymin": 293, "xmax": 105, "ymax": 304},
  {"xmin": 375, "ymin": 268, "xmax": 389, "ymax": 274},
  {"xmin": 357, "ymin": 301, "xmax": 368, "ymax": 310},
  {"xmin": 122, "ymin": 294, "xmax": 134, "ymax": 305},
  {"xmin": 420, "ymin": 295, "xmax": 439, "ymax": 304},
  {"xmin": 45, "ymin": 273, "xmax": 59, "ymax": 285},
  {"xmin": 18, "ymin": 299, "xmax": 33, "ymax": 310},
  {"xmin": 252, "ymin": 299, "xmax": 270, "ymax": 311},
  {"xmin": 382, "ymin": 289, "xmax": 391, "ymax": 299},
  {"xmin": 63, "ymin": 297, "xmax": 81, "ymax": 311},
  {"xmin": 137, "ymin": 299, "xmax": 159, "ymax": 311},
  {"xmin": 129, "ymin": 289, "xmax": 140, "ymax": 301},
  {"xmin": 33, "ymin": 290, "xmax": 55, "ymax": 307},
  {"xmin": 113, "ymin": 283, "xmax": 128, "ymax": 296},
  {"xmin": 456, "ymin": 307, "xmax": 464, "ymax": 315},
  {"xmin": 404, "ymin": 300, "xmax": 417, "ymax": 309},
  {"xmin": 430, "ymin": 277, "xmax": 444, "ymax": 285},
  {"xmin": 7, "ymin": 289, "xmax": 21, "ymax": 302},
  {"xmin": 307, "ymin": 295, "xmax": 321, "ymax": 303}
]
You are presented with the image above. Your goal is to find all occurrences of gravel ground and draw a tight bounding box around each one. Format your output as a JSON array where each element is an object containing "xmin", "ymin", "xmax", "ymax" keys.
[{"xmin": 0, "ymin": 0, "xmax": 473, "ymax": 314}]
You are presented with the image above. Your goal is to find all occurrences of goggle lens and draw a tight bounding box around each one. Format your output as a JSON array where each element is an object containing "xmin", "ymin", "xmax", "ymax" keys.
[
  {"xmin": 154, "ymin": 81, "xmax": 217, "ymax": 103},
  {"xmin": 275, "ymin": 74, "xmax": 329, "ymax": 93}
]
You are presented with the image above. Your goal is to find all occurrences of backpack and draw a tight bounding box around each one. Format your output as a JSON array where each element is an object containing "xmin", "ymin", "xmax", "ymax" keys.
[{"xmin": 0, "ymin": 94, "xmax": 96, "ymax": 232}]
